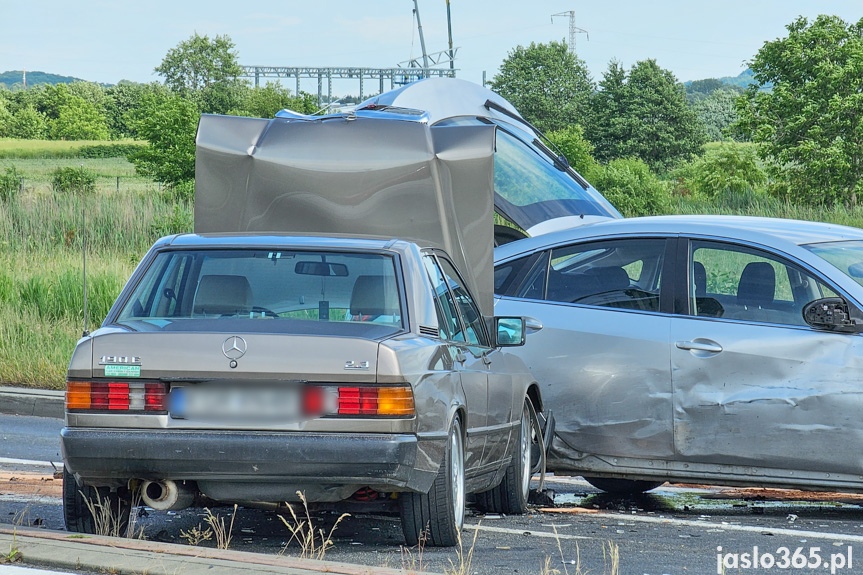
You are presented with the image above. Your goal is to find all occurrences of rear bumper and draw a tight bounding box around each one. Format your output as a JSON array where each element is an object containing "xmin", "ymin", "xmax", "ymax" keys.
[{"xmin": 61, "ymin": 427, "xmax": 436, "ymax": 499}]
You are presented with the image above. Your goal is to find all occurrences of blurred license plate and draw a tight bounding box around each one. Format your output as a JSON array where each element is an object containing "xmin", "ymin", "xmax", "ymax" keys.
[{"xmin": 169, "ymin": 385, "xmax": 336, "ymax": 422}]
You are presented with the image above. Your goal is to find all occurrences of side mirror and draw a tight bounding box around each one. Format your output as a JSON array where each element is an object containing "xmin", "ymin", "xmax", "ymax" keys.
[
  {"xmin": 803, "ymin": 297, "xmax": 861, "ymax": 333},
  {"xmin": 494, "ymin": 317, "xmax": 526, "ymax": 347}
]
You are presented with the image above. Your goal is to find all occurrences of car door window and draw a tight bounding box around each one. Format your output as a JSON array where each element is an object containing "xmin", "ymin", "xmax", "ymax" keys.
[
  {"xmin": 542, "ymin": 239, "xmax": 666, "ymax": 312},
  {"xmin": 422, "ymin": 255, "xmax": 464, "ymax": 342},
  {"xmin": 689, "ymin": 241, "xmax": 835, "ymax": 326},
  {"xmin": 437, "ymin": 257, "xmax": 491, "ymax": 348},
  {"xmin": 510, "ymin": 251, "xmax": 549, "ymax": 299}
]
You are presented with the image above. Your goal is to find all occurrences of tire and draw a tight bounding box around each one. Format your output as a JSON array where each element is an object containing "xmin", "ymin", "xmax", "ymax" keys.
[
  {"xmin": 583, "ymin": 476, "xmax": 663, "ymax": 495},
  {"xmin": 475, "ymin": 400, "xmax": 532, "ymax": 514},
  {"xmin": 400, "ymin": 416, "xmax": 465, "ymax": 547},
  {"xmin": 63, "ymin": 467, "xmax": 130, "ymax": 536}
]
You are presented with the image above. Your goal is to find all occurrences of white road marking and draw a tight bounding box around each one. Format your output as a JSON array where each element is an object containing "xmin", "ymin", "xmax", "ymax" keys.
[
  {"xmin": 466, "ymin": 523, "xmax": 594, "ymax": 540},
  {"xmin": 469, "ymin": 512, "xmax": 863, "ymax": 544},
  {"xmin": 596, "ymin": 512, "xmax": 863, "ymax": 543},
  {"xmin": 0, "ymin": 457, "xmax": 61, "ymax": 468}
]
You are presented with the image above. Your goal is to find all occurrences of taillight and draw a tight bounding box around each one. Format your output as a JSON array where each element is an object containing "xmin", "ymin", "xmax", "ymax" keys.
[
  {"xmin": 66, "ymin": 381, "xmax": 167, "ymax": 412},
  {"xmin": 336, "ymin": 386, "xmax": 414, "ymax": 416}
]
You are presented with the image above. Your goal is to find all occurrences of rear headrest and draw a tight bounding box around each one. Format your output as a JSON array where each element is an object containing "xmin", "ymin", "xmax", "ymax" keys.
[
  {"xmin": 584, "ymin": 266, "xmax": 630, "ymax": 291},
  {"xmin": 350, "ymin": 275, "xmax": 400, "ymax": 317},
  {"xmin": 194, "ymin": 274, "xmax": 253, "ymax": 315}
]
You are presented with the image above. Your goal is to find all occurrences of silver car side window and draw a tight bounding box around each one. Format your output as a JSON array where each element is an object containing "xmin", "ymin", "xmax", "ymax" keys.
[
  {"xmin": 690, "ymin": 241, "xmax": 835, "ymax": 326},
  {"xmin": 544, "ymin": 239, "xmax": 666, "ymax": 312},
  {"xmin": 422, "ymin": 255, "xmax": 465, "ymax": 342},
  {"xmin": 436, "ymin": 257, "xmax": 491, "ymax": 348}
]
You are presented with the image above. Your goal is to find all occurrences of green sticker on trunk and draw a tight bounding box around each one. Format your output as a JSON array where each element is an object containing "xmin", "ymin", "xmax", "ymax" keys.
[{"xmin": 104, "ymin": 365, "xmax": 141, "ymax": 378}]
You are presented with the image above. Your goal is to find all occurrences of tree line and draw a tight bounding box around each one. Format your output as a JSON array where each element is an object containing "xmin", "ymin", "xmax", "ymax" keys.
[
  {"xmin": 3, "ymin": 15, "xmax": 862, "ymax": 211},
  {"xmin": 493, "ymin": 14, "xmax": 863, "ymax": 210}
]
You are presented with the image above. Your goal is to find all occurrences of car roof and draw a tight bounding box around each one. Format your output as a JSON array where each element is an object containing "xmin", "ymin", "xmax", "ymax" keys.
[{"xmin": 495, "ymin": 215, "xmax": 863, "ymax": 260}]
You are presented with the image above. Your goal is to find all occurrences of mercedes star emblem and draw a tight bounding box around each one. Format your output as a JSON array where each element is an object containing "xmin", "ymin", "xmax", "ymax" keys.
[{"xmin": 222, "ymin": 336, "xmax": 247, "ymax": 360}]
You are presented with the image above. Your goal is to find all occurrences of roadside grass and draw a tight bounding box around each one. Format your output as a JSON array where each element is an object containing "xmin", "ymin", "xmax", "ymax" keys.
[
  {"xmin": 0, "ymin": 190, "xmax": 189, "ymax": 253},
  {"xmin": 0, "ymin": 250, "xmax": 135, "ymax": 388},
  {"xmin": 203, "ymin": 504, "xmax": 238, "ymax": 550},
  {"xmin": 278, "ymin": 491, "xmax": 349, "ymax": 560},
  {"xmin": 668, "ymin": 191, "xmax": 863, "ymax": 228}
]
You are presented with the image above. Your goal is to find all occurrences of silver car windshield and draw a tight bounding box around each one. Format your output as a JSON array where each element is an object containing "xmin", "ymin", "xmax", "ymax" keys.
[
  {"xmin": 803, "ymin": 240, "xmax": 863, "ymax": 288},
  {"xmin": 114, "ymin": 249, "xmax": 403, "ymax": 335}
]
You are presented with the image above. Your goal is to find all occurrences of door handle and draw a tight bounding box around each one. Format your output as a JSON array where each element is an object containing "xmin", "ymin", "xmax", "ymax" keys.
[
  {"xmin": 675, "ymin": 339, "xmax": 723, "ymax": 354},
  {"xmin": 455, "ymin": 350, "xmax": 467, "ymax": 364}
]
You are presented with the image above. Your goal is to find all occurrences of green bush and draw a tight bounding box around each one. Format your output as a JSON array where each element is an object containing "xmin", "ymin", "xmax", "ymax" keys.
[
  {"xmin": 51, "ymin": 166, "xmax": 97, "ymax": 194},
  {"xmin": 671, "ymin": 143, "xmax": 766, "ymax": 198},
  {"xmin": 591, "ymin": 158, "xmax": 671, "ymax": 217},
  {"xmin": 0, "ymin": 165, "xmax": 21, "ymax": 202}
]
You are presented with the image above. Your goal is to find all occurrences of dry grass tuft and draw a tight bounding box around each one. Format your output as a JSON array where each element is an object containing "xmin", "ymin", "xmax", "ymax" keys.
[{"xmin": 278, "ymin": 491, "xmax": 349, "ymax": 560}]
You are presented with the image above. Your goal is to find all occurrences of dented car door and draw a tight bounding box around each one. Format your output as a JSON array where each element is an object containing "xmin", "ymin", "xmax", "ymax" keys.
[{"xmin": 670, "ymin": 238, "xmax": 863, "ymax": 475}]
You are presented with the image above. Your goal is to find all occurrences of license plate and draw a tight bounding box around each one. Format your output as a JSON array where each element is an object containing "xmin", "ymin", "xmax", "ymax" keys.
[{"xmin": 169, "ymin": 384, "xmax": 336, "ymax": 422}]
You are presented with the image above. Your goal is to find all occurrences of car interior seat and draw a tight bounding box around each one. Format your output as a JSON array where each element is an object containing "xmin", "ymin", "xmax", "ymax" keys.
[
  {"xmin": 350, "ymin": 275, "xmax": 399, "ymax": 321},
  {"xmin": 193, "ymin": 274, "xmax": 253, "ymax": 316},
  {"xmin": 737, "ymin": 261, "xmax": 776, "ymax": 309}
]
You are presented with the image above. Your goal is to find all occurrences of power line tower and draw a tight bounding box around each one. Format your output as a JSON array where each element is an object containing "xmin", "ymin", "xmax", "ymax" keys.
[{"xmin": 551, "ymin": 11, "xmax": 588, "ymax": 56}]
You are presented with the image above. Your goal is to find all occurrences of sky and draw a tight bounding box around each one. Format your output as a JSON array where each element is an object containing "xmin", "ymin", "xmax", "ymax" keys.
[{"xmin": 2, "ymin": 1, "xmax": 861, "ymax": 96}]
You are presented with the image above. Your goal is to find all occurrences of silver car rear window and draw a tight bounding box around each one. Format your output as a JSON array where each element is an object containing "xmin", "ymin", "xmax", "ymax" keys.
[{"xmin": 114, "ymin": 249, "xmax": 403, "ymax": 335}]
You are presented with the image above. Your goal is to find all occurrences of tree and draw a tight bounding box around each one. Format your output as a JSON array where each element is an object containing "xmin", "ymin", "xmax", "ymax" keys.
[
  {"xmin": 736, "ymin": 15, "xmax": 863, "ymax": 207},
  {"xmin": 127, "ymin": 92, "xmax": 199, "ymax": 186},
  {"xmin": 546, "ymin": 125, "xmax": 599, "ymax": 181},
  {"xmin": 587, "ymin": 59, "xmax": 707, "ymax": 172},
  {"xmin": 229, "ymin": 82, "xmax": 317, "ymax": 118},
  {"xmin": 155, "ymin": 33, "xmax": 244, "ymax": 94},
  {"xmin": 51, "ymin": 95, "xmax": 110, "ymax": 140},
  {"xmin": 490, "ymin": 41, "xmax": 594, "ymax": 133},
  {"xmin": 6, "ymin": 105, "xmax": 47, "ymax": 139},
  {"xmin": 104, "ymin": 82, "xmax": 169, "ymax": 139},
  {"xmin": 693, "ymin": 89, "xmax": 741, "ymax": 142},
  {"xmin": 0, "ymin": 99, "xmax": 12, "ymax": 137}
]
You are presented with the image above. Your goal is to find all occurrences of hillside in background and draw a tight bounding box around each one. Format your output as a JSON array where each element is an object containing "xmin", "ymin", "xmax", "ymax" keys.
[
  {"xmin": 0, "ymin": 70, "xmax": 94, "ymax": 89},
  {"xmin": 685, "ymin": 68, "xmax": 757, "ymax": 91},
  {"xmin": 714, "ymin": 68, "xmax": 756, "ymax": 88}
]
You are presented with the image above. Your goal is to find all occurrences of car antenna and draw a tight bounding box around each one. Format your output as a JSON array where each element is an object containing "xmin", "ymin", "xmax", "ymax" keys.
[{"xmin": 81, "ymin": 205, "xmax": 89, "ymax": 337}]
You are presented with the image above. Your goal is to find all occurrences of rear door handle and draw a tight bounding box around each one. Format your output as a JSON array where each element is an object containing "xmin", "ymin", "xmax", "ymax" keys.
[{"xmin": 675, "ymin": 339, "xmax": 723, "ymax": 354}]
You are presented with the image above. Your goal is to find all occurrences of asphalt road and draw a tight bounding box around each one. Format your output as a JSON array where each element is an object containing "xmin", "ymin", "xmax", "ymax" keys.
[
  {"xmin": 0, "ymin": 414, "xmax": 63, "ymax": 466},
  {"xmin": 4, "ymin": 414, "xmax": 863, "ymax": 575}
]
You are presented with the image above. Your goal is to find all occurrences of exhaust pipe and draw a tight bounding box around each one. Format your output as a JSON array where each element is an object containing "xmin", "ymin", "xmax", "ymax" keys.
[{"xmin": 140, "ymin": 480, "xmax": 196, "ymax": 511}]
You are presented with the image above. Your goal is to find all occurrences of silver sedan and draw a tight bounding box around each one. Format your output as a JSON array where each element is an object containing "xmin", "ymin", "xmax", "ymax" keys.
[{"xmin": 495, "ymin": 215, "xmax": 863, "ymax": 494}]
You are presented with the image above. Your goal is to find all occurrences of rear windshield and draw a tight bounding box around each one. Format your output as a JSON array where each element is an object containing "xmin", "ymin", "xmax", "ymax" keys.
[{"xmin": 113, "ymin": 249, "xmax": 404, "ymax": 336}]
